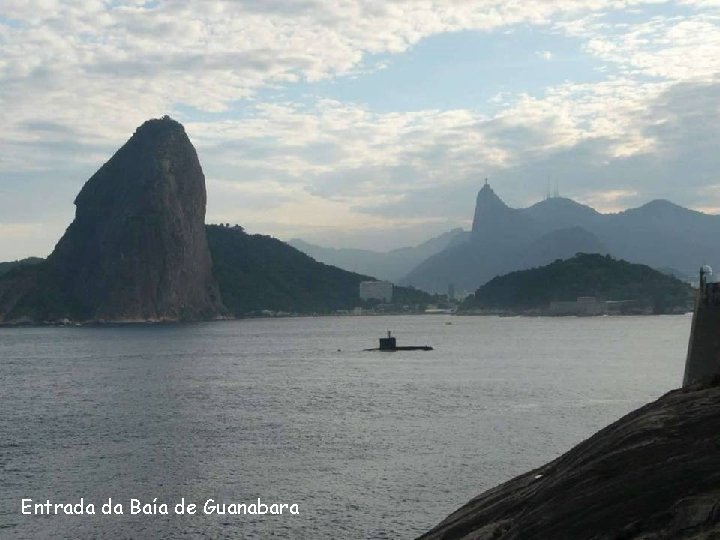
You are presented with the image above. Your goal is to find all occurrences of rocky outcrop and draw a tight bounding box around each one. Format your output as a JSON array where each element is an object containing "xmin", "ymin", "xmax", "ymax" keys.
[
  {"xmin": 419, "ymin": 379, "xmax": 720, "ymax": 540},
  {"xmin": 0, "ymin": 116, "xmax": 225, "ymax": 323},
  {"xmin": 471, "ymin": 183, "xmax": 532, "ymax": 237}
]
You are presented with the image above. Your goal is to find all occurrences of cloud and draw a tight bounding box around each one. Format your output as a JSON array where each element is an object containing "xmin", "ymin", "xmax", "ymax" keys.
[
  {"xmin": 564, "ymin": 10, "xmax": 720, "ymax": 81},
  {"xmin": 2, "ymin": 0, "xmax": 720, "ymax": 257},
  {"xmin": 576, "ymin": 189, "xmax": 639, "ymax": 211},
  {"xmin": 0, "ymin": 222, "xmax": 44, "ymax": 239},
  {"xmin": 4, "ymin": 1, "xmax": 711, "ymax": 144},
  {"xmin": 185, "ymin": 72, "xmax": 719, "ymax": 228}
]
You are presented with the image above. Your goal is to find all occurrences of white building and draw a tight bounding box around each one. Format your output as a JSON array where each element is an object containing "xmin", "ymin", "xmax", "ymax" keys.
[{"xmin": 359, "ymin": 280, "xmax": 393, "ymax": 302}]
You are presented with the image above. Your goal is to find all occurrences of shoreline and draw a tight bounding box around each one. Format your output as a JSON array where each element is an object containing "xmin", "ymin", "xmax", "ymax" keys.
[{"xmin": 0, "ymin": 311, "xmax": 693, "ymax": 329}]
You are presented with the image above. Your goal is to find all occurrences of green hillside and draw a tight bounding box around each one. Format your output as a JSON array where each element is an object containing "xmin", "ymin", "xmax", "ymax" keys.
[
  {"xmin": 207, "ymin": 224, "xmax": 434, "ymax": 316},
  {"xmin": 461, "ymin": 253, "xmax": 694, "ymax": 314},
  {"xmin": 0, "ymin": 257, "xmax": 43, "ymax": 278}
]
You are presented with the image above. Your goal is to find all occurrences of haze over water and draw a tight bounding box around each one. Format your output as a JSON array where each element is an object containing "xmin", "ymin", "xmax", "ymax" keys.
[{"xmin": 1, "ymin": 315, "xmax": 690, "ymax": 539}]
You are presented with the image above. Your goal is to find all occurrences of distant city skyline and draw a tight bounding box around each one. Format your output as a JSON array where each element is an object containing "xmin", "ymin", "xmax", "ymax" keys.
[{"xmin": 2, "ymin": 1, "xmax": 720, "ymax": 258}]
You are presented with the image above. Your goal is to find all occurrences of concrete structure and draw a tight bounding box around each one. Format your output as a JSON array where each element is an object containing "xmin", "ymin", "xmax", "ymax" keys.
[
  {"xmin": 549, "ymin": 296, "xmax": 606, "ymax": 316},
  {"xmin": 448, "ymin": 283, "xmax": 455, "ymax": 301},
  {"xmin": 379, "ymin": 331, "xmax": 397, "ymax": 350},
  {"xmin": 548, "ymin": 296, "xmax": 641, "ymax": 316},
  {"xmin": 683, "ymin": 265, "xmax": 720, "ymax": 387},
  {"xmin": 359, "ymin": 280, "xmax": 393, "ymax": 302}
]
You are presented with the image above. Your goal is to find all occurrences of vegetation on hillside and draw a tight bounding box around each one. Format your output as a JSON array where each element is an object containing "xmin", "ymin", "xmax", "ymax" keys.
[
  {"xmin": 0, "ymin": 257, "xmax": 43, "ymax": 278},
  {"xmin": 0, "ymin": 261, "xmax": 86, "ymax": 322},
  {"xmin": 0, "ymin": 226, "xmax": 437, "ymax": 322},
  {"xmin": 206, "ymin": 224, "xmax": 435, "ymax": 315},
  {"xmin": 462, "ymin": 253, "xmax": 694, "ymax": 314}
]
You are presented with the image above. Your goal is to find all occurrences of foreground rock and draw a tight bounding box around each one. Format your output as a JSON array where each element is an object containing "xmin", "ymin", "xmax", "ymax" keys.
[
  {"xmin": 420, "ymin": 379, "xmax": 720, "ymax": 540},
  {"xmin": 0, "ymin": 116, "xmax": 225, "ymax": 323}
]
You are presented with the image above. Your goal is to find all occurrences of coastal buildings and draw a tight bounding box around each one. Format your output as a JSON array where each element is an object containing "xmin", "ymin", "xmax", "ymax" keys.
[
  {"xmin": 548, "ymin": 297, "xmax": 641, "ymax": 316},
  {"xmin": 549, "ymin": 296, "xmax": 605, "ymax": 316},
  {"xmin": 359, "ymin": 280, "xmax": 393, "ymax": 302}
]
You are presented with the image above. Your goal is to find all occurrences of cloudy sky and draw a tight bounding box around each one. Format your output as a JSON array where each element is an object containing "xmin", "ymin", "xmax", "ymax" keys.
[{"xmin": 1, "ymin": 0, "xmax": 720, "ymax": 259}]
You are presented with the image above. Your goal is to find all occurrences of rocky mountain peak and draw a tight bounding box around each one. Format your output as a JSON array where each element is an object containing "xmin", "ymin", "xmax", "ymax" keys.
[
  {"xmin": 43, "ymin": 116, "xmax": 225, "ymax": 321},
  {"xmin": 471, "ymin": 182, "xmax": 513, "ymax": 233},
  {"xmin": 476, "ymin": 181, "xmax": 505, "ymax": 204}
]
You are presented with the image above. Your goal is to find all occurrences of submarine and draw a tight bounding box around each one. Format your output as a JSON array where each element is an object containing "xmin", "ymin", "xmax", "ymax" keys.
[{"xmin": 364, "ymin": 331, "xmax": 433, "ymax": 352}]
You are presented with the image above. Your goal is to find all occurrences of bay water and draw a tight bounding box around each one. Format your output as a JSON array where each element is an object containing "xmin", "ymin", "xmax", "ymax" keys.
[{"xmin": 0, "ymin": 315, "xmax": 691, "ymax": 539}]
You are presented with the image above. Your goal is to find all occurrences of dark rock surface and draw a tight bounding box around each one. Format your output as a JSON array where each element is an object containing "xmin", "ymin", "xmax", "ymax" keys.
[
  {"xmin": 419, "ymin": 379, "xmax": 720, "ymax": 540},
  {"xmin": 0, "ymin": 116, "xmax": 225, "ymax": 323}
]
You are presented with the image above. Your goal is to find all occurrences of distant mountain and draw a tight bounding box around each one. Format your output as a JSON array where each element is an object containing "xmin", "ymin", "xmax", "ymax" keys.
[
  {"xmin": 402, "ymin": 185, "xmax": 608, "ymax": 292},
  {"xmin": 523, "ymin": 196, "xmax": 601, "ymax": 230},
  {"xmin": 461, "ymin": 253, "xmax": 694, "ymax": 314},
  {"xmin": 208, "ymin": 225, "xmax": 435, "ymax": 316},
  {"xmin": 591, "ymin": 200, "xmax": 720, "ymax": 274},
  {"xmin": 288, "ymin": 228, "xmax": 467, "ymax": 282},
  {"xmin": 516, "ymin": 226, "xmax": 607, "ymax": 270},
  {"xmin": 401, "ymin": 183, "xmax": 717, "ymax": 293}
]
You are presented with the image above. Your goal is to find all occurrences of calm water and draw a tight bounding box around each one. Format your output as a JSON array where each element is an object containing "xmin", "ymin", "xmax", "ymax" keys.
[{"xmin": 0, "ymin": 315, "xmax": 691, "ymax": 539}]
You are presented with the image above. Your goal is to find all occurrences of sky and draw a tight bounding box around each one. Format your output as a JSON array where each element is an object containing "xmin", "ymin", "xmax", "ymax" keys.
[{"xmin": 1, "ymin": 0, "xmax": 720, "ymax": 259}]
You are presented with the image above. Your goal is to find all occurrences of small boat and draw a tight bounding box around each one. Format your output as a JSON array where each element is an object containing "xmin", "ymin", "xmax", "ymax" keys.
[{"xmin": 364, "ymin": 331, "xmax": 433, "ymax": 352}]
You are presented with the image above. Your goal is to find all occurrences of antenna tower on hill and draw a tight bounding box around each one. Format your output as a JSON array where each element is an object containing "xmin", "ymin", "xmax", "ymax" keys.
[{"xmin": 546, "ymin": 178, "xmax": 561, "ymax": 200}]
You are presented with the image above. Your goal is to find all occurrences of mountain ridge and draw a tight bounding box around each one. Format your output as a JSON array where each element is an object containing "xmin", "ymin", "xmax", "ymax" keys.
[
  {"xmin": 288, "ymin": 228, "xmax": 468, "ymax": 282},
  {"xmin": 400, "ymin": 186, "xmax": 719, "ymax": 293}
]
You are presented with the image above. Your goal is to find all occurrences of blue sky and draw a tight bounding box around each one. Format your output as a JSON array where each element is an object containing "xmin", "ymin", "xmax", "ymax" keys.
[
  {"xmin": 1, "ymin": 0, "xmax": 720, "ymax": 258},
  {"xmin": 231, "ymin": 27, "xmax": 610, "ymax": 114}
]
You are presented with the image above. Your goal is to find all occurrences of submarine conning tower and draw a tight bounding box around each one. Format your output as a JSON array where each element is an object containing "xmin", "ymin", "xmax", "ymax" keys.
[
  {"xmin": 683, "ymin": 265, "xmax": 720, "ymax": 387},
  {"xmin": 379, "ymin": 331, "xmax": 397, "ymax": 351}
]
